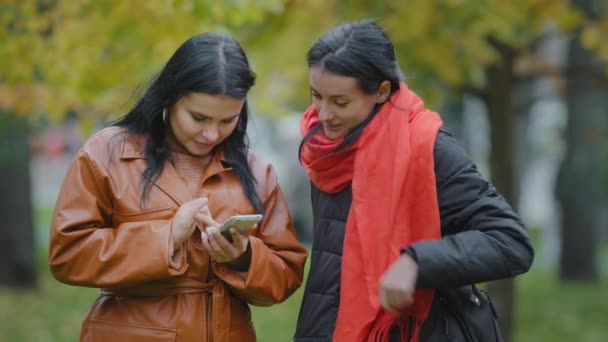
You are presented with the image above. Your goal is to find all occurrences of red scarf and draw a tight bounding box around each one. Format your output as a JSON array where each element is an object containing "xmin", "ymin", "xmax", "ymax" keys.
[{"xmin": 300, "ymin": 83, "xmax": 443, "ymax": 342}]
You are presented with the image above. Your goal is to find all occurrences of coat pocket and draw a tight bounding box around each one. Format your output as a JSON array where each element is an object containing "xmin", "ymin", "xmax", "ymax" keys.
[{"xmin": 81, "ymin": 319, "xmax": 177, "ymax": 342}]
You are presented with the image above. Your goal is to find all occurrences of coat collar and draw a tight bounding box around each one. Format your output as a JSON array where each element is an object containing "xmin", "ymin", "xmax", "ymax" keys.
[{"xmin": 119, "ymin": 134, "xmax": 232, "ymax": 205}]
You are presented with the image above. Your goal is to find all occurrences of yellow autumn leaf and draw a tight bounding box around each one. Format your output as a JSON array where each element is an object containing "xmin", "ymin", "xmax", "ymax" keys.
[
  {"xmin": 581, "ymin": 24, "xmax": 602, "ymax": 50},
  {"xmin": 597, "ymin": 43, "xmax": 608, "ymax": 61}
]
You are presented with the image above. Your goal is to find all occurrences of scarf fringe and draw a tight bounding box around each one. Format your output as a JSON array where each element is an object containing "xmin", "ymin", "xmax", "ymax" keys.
[{"xmin": 368, "ymin": 315, "xmax": 423, "ymax": 342}]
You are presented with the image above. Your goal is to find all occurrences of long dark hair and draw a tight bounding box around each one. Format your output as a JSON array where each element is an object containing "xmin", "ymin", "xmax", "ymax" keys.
[
  {"xmin": 299, "ymin": 19, "xmax": 403, "ymax": 158},
  {"xmin": 113, "ymin": 32, "xmax": 263, "ymax": 213}
]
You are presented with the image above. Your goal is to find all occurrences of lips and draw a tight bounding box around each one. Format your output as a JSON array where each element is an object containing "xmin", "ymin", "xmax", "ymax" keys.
[
  {"xmin": 195, "ymin": 141, "xmax": 214, "ymax": 148},
  {"xmin": 323, "ymin": 123, "xmax": 342, "ymax": 131}
]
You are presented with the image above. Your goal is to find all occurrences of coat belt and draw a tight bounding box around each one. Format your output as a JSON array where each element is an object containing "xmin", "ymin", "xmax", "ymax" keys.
[{"xmin": 101, "ymin": 278, "xmax": 231, "ymax": 342}]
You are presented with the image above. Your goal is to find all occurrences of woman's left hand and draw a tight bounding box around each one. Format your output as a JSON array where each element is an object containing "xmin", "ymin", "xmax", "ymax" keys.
[
  {"xmin": 379, "ymin": 253, "xmax": 419, "ymax": 313},
  {"xmin": 201, "ymin": 225, "xmax": 250, "ymax": 264}
]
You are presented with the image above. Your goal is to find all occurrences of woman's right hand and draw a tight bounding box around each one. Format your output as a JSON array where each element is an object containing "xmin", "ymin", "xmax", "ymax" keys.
[
  {"xmin": 379, "ymin": 253, "xmax": 418, "ymax": 313},
  {"xmin": 171, "ymin": 197, "xmax": 215, "ymax": 250}
]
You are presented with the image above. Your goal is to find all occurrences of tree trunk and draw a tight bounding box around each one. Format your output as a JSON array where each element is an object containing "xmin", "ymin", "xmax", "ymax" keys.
[
  {"xmin": 0, "ymin": 113, "xmax": 37, "ymax": 288},
  {"xmin": 557, "ymin": 0, "xmax": 604, "ymax": 281},
  {"xmin": 482, "ymin": 41, "xmax": 518, "ymax": 342}
]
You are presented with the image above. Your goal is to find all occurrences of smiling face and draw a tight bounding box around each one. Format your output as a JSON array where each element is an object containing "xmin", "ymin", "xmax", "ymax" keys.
[
  {"xmin": 167, "ymin": 92, "xmax": 245, "ymax": 156},
  {"xmin": 309, "ymin": 66, "xmax": 389, "ymax": 140}
]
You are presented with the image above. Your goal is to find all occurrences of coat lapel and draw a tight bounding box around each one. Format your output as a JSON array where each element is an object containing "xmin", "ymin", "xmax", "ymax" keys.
[
  {"xmin": 202, "ymin": 150, "xmax": 232, "ymax": 182},
  {"xmin": 119, "ymin": 135, "xmax": 231, "ymax": 206},
  {"xmin": 119, "ymin": 135, "xmax": 190, "ymax": 205},
  {"xmin": 152, "ymin": 162, "xmax": 194, "ymax": 205}
]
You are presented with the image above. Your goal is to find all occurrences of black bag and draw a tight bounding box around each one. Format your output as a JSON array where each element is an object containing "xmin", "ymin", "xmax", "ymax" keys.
[{"xmin": 437, "ymin": 285, "xmax": 503, "ymax": 342}]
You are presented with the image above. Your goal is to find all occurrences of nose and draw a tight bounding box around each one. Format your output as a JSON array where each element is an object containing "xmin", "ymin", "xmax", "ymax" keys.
[
  {"xmin": 317, "ymin": 102, "xmax": 333, "ymax": 121},
  {"xmin": 201, "ymin": 127, "xmax": 219, "ymax": 143}
]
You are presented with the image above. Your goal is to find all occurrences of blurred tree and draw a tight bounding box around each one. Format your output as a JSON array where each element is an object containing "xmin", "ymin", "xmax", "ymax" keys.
[
  {"xmin": 0, "ymin": 0, "xmax": 289, "ymax": 289},
  {"xmin": 557, "ymin": 0, "xmax": 608, "ymax": 282},
  {"xmin": 0, "ymin": 113, "xmax": 37, "ymax": 288}
]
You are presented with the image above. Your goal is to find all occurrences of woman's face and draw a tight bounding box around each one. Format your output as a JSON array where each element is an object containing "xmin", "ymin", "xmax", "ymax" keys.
[
  {"xmin": 167, "ymin": 92, "xmax": 245, "ymax": 156},
  {"xmin": 309, "ymin": 66, "xmax": 388, "ymax": 140}
]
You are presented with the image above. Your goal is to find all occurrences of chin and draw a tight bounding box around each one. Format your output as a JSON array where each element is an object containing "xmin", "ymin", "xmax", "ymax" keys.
[{"xmin": 323, "ymin": 129, "xmax": 345, "ymax": 140}]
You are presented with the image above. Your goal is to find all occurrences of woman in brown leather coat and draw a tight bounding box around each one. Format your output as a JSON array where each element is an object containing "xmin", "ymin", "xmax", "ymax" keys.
[{"xmin": 49, "ymin": 32, "xmax": 307, "ymax": 342}]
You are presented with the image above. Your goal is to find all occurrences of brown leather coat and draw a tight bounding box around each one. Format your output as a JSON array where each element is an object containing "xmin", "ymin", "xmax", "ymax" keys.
[{"xmin": 49, "ymin": 127, "xmax": 307, "ymax": 341}]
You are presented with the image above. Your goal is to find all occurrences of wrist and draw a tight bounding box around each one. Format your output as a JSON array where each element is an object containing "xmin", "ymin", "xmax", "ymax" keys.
[
  {"xmin": 400, "ymin": 247, "xmax": 418, "ymax": 263},
  {"xmin": 226, "ymin": 241, "xmax": 252, "ymax": 271}
]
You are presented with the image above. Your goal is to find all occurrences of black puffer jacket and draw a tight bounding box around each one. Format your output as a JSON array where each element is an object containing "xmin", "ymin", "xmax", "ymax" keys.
[{"xmin": 293, "ymin": 130, "xmax": 534, "ymax": 342}]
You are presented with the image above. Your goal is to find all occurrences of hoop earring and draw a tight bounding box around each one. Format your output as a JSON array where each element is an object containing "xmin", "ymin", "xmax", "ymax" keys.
[{"xmin": 162, "ymin": 108, "xmax": 168, "ymax": 124}]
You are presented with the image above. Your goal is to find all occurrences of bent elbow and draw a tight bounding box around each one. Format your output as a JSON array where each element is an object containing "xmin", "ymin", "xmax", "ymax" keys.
[
  {"xmin": 48, "ymin": 247, "xmax": 87, "ymax": 287},
  {"xmin": 49, "ymin": 262, "xmax": 71, "ymax": 285},
  {"xmin": 49, "ymin": 257, "xmax": 75, "ymax": 285},
  {"xmin": 48, "ymin": 247, "xmax": 66, "ymax": 282},
  {"xmin": 510, "ymin": 242, "xmax": 535, "ymax": 277}
]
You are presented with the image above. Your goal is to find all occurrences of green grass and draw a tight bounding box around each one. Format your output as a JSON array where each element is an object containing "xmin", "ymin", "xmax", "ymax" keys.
[
  {"xmin": 0, "ymin": 209, "xmax": 604, "ymax": 341},
  {"xmin": 250, "ymin": 266, "xmax": 306, "ymax": 341},
  {"xmin": 0, "ymin": 252, "xmax": 96, "ymax": 342},
  {"xmin": 514, "ymin": 272, "xmax": 608, "ymax": 342},
  {"xmin": 1, "ymin": 252, "xmax": 606, "ymax": 342}
]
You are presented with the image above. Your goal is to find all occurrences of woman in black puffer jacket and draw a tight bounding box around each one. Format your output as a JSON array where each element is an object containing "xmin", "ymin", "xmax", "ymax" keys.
[{"xmin": 293, "ymin": 19, "xmax": 533, "ymax": 342}]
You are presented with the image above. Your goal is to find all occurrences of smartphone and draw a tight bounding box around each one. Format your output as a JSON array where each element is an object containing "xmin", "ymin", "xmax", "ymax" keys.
[{"xmin": 218, "ymin": 214, "xmax": 263, "ymax": 237}]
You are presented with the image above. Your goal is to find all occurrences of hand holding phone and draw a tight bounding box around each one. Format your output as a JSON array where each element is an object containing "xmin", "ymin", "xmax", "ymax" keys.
[
  {"xmin": 218, "ymin": 214, "xmax": 263, "ymax": 238},
  {"xmin": 201, "ymin": 214, "xmax": 262, "ymax": 265}
]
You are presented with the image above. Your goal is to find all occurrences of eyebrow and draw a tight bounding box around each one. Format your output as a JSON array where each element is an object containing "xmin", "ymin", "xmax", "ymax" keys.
[
  {"xmin": 190, "ymin": 111, "xmax": 240, "ymax": 120},
  {"xmin": 310, "ymin": 86, "xmax": 348, "ymax": 99}
]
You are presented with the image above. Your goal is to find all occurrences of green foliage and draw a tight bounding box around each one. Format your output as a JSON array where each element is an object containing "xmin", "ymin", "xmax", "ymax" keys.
[
  {"xmin": 0, "ymin": 0, "xmax": 287, "ymax": 123},
  {"xmin": 1, "ymin": 1, "xmax": 607, "ymax": 120},
  {"xmin": 250, "ymin": 0, "xmax": 592, "ymax": 115}
]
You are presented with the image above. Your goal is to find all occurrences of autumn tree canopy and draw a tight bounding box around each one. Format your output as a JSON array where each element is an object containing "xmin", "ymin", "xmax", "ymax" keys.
[
  {"xmin": 1, "ymin": 1, "xmax": 606, "ymax": 120},
  {"xmin": 249, "ymin": 0, "xmax": 608, "ymax": 115},
  {"xmin": 0, "ymin": 0, "xmax": 287, "ymax": 128}
]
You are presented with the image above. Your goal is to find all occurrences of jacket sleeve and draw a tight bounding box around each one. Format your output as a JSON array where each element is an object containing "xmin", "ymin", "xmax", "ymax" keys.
[
  {"xmin": 49, "ymin": 149, "xmax": 187, "ymax": 288},
  {"xmin": 409, "ymin": 131, "xmax": 534, "ymax": 288},
  {"xmin": 213, "ymin": 165, "xmax": 308, "ymax": 306}
]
